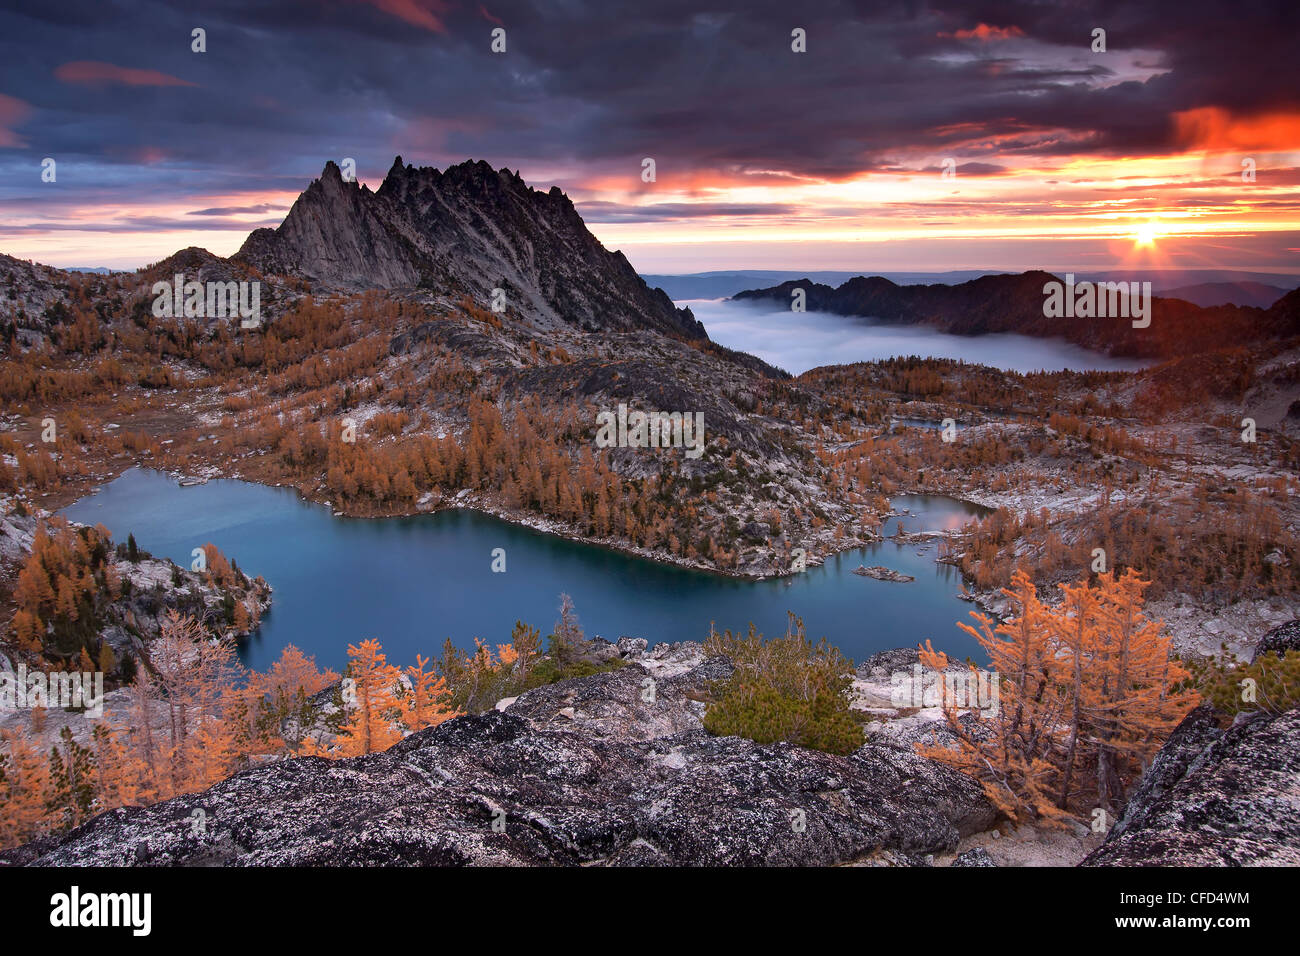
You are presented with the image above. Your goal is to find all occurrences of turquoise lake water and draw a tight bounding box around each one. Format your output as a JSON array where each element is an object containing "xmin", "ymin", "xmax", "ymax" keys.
[{"xmin": 63, "ymin": 468, "xmax": 991, "ymax": 672}]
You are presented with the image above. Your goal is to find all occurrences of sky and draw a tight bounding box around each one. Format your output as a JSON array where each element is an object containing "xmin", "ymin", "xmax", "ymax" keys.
[{"xmin": 0, "ymin": 0, "xmax": 1297, "ymax": 274}]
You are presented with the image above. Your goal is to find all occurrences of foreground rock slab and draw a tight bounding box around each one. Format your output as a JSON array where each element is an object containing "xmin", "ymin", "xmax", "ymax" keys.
[
  {"xmin": 4, "ymin": 656, "xmax": 994, "ymax": 867},
  {"xmin": 1083, "ymin": 704, "xmax": 1300, "ymax": 867}
]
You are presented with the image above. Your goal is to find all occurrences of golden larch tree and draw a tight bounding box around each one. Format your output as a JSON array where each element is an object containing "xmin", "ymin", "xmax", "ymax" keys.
[{"xmin": 917, "ymin": 570, "xmax": 1192, "ymax": 825}]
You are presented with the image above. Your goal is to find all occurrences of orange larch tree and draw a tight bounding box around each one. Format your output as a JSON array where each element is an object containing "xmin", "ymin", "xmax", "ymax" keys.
[
  {"xmin": 402, "ymin": 654, "xmax": 458, "ymax": 735},
  {"xmin": 303, "ymin": 639, "xmax": 405, "ymax": 758},
  {"xmin": 918, "ymin": 570, "xmax": 1073, "ymax": 826},
  {"xmin": 1074, "ymin": 570, "xmax": 1193, "ymax": 812},
  {"xmin": 918, "ymin": 569, "xmax": 1194, "ymax": 825},
  {"xmin": 0, "ymin": 729, "xmax": 54, "ymax": 847}
]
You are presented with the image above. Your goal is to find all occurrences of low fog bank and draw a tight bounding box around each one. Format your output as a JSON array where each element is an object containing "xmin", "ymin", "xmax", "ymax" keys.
[{"xmin": 684, "ymin": 298, "xmax": 1151, "ymax": 376}]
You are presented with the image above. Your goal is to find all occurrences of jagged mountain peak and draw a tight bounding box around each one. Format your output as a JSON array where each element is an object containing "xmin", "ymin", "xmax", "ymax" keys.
[{"xmin": 235, "ymin": 157, "xmax": 703, "ymax": 340}]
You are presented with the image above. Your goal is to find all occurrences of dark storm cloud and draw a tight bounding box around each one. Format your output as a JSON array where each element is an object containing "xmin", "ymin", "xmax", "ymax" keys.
[{"xmin": 0, "ymin": 0, "xmax": 1295, "ymax": 211}]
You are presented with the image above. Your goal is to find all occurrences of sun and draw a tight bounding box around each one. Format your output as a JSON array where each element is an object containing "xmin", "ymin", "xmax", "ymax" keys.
[{"xmin": 1133, "ymin": 221, "xmax": 1161, "ymax": 247}]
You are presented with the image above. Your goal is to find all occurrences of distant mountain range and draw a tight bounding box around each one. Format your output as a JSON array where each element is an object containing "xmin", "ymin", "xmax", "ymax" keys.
[
  {"xmin": 1158, "ymin": 281, "xmax": 1291, "ymax": 309},
  {"xmin": 648, "ymin": 270, "xmax": 1298, "ymax": 306},
  {"xmin": 52, "ymin": 264, "xmax": 1299, "ymax": 309},
  {"xmin": 731, "ymin": 273, "xmax": 1300, "ymax": 360},
  {"xmin": 643, "ymin": 271, "xmax": 994, "ymax": 300}
]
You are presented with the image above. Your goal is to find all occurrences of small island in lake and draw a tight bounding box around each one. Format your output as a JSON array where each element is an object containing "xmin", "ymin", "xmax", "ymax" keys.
[{"xmin": 853, "ymin": 565, "xmax": 915, "ymax": 583}]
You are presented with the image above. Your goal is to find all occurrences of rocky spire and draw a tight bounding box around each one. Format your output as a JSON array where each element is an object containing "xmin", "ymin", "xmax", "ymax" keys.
[{"xmin": 234, "ymin": 157, "xmax": 706, "ymax": 339}]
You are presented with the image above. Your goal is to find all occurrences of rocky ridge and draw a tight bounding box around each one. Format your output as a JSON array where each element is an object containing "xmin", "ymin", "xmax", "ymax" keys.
[{"xmin": 3, "ymin": 641, "xmax": 996, "ymax": 866}]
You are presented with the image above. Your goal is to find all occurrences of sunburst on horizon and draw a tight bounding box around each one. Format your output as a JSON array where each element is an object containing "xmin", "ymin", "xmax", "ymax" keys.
[{"xmin": 1133, "ymin": 220, "xmax": 1163, "ymax": 248}]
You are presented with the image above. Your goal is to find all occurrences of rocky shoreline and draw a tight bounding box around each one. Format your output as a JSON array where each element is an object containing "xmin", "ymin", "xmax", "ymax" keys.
[{"xmin": 0, "ymin": 499, "xmax": 273, "ymax": 753}]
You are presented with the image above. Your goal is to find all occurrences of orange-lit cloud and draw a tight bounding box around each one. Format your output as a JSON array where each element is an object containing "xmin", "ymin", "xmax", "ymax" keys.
[
  {"xmin": 54, "ymin": 61, "xmax": 196, "ymax": 87},
  {"xmin": 1173, "ymin": 107, "xmax": 1300, "ymax": 152},
  {"xmin": 10, "ymin": 144, "xmax": 1299, "ymax": 274},
  {"xmin": 360, "ymin": 0, "xmax": 449, "ymax": 32},
  {"xmin": 943, "ymin": 24, "xmax": 1026, "ymax": 41},
  {"xmin": 0, "ymin": 186, "xmax": 297, "ymax": 269}
]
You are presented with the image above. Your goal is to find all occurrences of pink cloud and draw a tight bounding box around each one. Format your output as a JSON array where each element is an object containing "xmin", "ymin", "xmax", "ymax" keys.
[
  {"xmin": 54, "ymin": 61, "xmax": 197, "ymax": 87},
  {"xmin": 397, "ymin": 116, "xmax": 485, "ymax": 157},
  {"xmin": 0, "ymin": 92, "xmax": 31, "ymax": 147}
]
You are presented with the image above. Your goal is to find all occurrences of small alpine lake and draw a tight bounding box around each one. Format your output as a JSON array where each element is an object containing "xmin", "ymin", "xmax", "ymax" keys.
[{"xmin": 62, "ymin": 468, "xmax": 991, "ymax": 672}]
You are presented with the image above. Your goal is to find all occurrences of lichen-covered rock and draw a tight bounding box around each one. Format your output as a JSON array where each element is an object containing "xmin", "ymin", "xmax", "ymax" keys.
[
  {"xmin": 503, "ymin": 654, "xmax": 731, "ymax": 744},
  {"xmin": 951, "ymin": 847, "xmax": 997, "ymax": 867},
  {"xmin": 857, "ymin": 647, "xmax": 923, "ymax": 680},
  {"xmin": 1083, "ymin": 704, "xmax": 1300, "ymax": 866},
  {"xmin": 3, "ymin": 657, "xmax": 995, "ymax": 867},
  {"xmin": 1252, "ymin": 619, "xmax": 1300, "ymax": 663},
  {"xmin": 867, "ymin": 710, "xmax": 990, "ymax": 752}
]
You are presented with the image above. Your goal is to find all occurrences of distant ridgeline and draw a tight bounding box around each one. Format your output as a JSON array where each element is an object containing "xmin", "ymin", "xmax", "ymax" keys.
[{"xmin": 732, "ymin": 272, "xmax": 1300, "ymax": 360}]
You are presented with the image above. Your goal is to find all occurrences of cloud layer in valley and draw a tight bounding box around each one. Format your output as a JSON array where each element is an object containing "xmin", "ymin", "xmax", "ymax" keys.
[{"xmin": 687, "ymin": 298, "xmax": 1152, "ymax": 375}]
